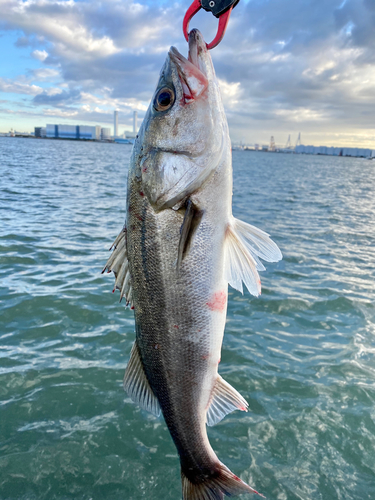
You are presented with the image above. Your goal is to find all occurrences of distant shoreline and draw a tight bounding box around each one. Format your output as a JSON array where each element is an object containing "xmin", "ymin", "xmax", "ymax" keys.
[
  {"xmin": 0, "ymin": 135, "xmax": 131, "ymax": 144},
  {"xmin": 1, "ymin": 136, "xmax": 373, "ymax": 157}
]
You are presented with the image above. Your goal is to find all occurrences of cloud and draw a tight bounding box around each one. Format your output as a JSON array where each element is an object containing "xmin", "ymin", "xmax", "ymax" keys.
[
  {"xmin": 0, "ymin": 77, "xmax": 43, "ymax": 96},
  {"xmin": 32, "ymin": 68, "xmax": 60, "ymax": 80},
  {"xmin": 1, "ymin": 0, "xmax": 120, "ymax": 58},
  {"xmin": 80, "ymin": 91, "xmax": 148, "ymax": 112},
  {"xmin": 33, "ymin": 88, "xmax": 81, "ymax": 105},
  {"xmin": 43, "ymin": 108, "xmax": 79, "ymax": 117},
  {"xmin": 217, "ymin": 79, "xmax": 242, "ymax": 109},
  {"xmin": 32, "ymin": 49, "xmax": 48, "ymax": 61},
  {"xmin": 14, "ymin": 34, "xmax": 45, "ymax": 47},
  {"xmin": 334, "ymin": 0, "xmax": 375, "ymax": 51}
]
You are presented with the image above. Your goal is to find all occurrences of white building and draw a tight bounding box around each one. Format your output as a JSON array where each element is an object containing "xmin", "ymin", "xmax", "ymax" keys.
[
  {"xmin": 295, "ymin": 145, "xmax": 373, "ymax": 157},
  {"xmin": 101, "ymin": 127, "xmax": 111, "ymax": 140},
  {"xmin": 46, "ymin": 124, "xmax": 59, "ymax": 138},
  {"xmin": 79, "ymin": 125, "xmax": 101, "ymax": 140},
  {"xmin": 34, "ymin": 127, "xmax": 46, "ymax": 138},
  {"xmin": 46, "ymin": 124, "xmax": 100, "ymax": 140}
]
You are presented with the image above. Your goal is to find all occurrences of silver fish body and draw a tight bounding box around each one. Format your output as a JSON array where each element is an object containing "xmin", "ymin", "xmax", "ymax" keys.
[{"xmin": 104, "ymin": 29, "xmax": 282, "ymax": 500}]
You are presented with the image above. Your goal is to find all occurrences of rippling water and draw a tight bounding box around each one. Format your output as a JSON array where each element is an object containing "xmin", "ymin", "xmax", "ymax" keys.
[{"xmin": 1, "ymin": 137, "xmax": 375, "ymax": 500}]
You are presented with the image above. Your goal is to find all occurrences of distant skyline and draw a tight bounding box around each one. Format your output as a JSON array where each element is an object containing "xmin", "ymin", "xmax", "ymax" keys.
[{"xmin": 1, "ymin": 0, "xmax": 375, "ymax": 147}]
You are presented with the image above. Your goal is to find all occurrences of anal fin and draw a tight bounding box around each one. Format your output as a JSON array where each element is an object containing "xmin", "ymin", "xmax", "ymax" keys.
[
  {"xmin": 123, "ymin": 342, "xmax": 161, "ymax": 417},
  {"xmin": 206, "ymin": 375, "xmax": 248, "ymax": 427}
]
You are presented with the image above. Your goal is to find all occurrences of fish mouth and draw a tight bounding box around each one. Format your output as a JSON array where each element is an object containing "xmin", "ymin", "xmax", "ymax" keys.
[
  {"xmin": 168, "ymin": 32, "xmax": 209, "ymax": 102},
  {"xmin": 188, "ymin": 29, "xmax": 208, "ymax": 74},
  {"xmin": 168, "ymin": 29, "xmax": 208, "ymax": 74}
]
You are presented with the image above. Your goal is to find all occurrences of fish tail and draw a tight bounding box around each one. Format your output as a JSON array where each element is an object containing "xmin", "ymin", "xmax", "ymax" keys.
[{"xmin": 181, "ymin": 461, "xmax": 264, "ymax": 499}]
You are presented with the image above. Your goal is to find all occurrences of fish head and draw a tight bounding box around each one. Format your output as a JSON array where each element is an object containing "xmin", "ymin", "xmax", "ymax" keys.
[{"xmin": 136, "ymin": 29, "xmax": 229, "ymax": 210}]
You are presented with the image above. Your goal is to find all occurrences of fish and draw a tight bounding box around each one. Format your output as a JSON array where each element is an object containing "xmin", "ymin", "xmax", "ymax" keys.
[{"xmin": 103, "ymin": 29, "xmax": 282, "ymax": 500}]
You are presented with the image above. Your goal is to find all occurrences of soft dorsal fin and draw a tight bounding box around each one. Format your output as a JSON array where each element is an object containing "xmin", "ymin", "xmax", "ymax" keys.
[
  {"xmin": 123, "ymin": 342, "xmax": 161, "ymax": 418},
  {"xmin": 224, "ymin": 217, "xmax": 282, "ymax": 296},
  {"xmin": 102, "ymin": 227, "xmax": 133, "ymax": 306},
  {"xmin": 206, "ymin": 375, "xmax": 248, "ymax": 427}
]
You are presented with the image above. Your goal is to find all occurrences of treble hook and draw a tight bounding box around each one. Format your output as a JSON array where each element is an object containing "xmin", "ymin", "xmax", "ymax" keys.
[{"xmin": 183, "ymin": 0, "xmax": 239, "ymax": 50}]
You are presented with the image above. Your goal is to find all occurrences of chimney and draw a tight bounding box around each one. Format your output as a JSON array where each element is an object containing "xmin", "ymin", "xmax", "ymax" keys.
[
  {"xmin": 133, "ymin": 111, "xmax": 138, "ymax": 135},
  {"xmin": 114, "ymin": 110, "xmax": 118, "ymax": 138}
]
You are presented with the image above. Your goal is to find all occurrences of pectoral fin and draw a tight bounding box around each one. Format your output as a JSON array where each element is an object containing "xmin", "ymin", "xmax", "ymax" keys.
[
  {"xmin": 224, "ymin": 217, "xmax": 282, "ymax": 296},
  {"xmin": 177, "ymin": 199, "xmax": 203, "ymax": 271},
  {"xmin": 123, "ymin": 342, "xmax": 161, "ymax": 417},
  {"xmin": 206, "ymin": 375, "xmax": 248, "ymax": 427}
]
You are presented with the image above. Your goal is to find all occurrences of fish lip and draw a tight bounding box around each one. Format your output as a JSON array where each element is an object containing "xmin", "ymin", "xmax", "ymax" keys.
[
  {"xmin": 188, "ymin": 29, "xmax": 208, "ymax": 73},
  {"xmin": 168, "ymin": 45, "xmax": 209, "ymax": 101},
  {"xmin": 168, "ymin": 46, "xmax": 189, "ymax": 69},
  {"xmin": 169, "ymin": 29, "xmax": 208, "ymax": 78}
]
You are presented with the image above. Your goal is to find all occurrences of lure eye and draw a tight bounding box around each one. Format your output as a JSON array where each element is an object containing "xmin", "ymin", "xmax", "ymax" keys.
[{"xmin": 154, "ymin": 87, "xmax": 175, "ymax": 112}]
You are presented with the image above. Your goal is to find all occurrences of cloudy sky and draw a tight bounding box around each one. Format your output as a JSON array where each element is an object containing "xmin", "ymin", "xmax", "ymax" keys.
[{"xmin": 0, "ymin": 0, "xmax": 374, "ymax": 147}]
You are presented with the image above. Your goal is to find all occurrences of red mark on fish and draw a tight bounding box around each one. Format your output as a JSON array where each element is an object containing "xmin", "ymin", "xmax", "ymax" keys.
[{"xmin": 206, "ymin": 290, "xmax": 227, "ymax": 313}]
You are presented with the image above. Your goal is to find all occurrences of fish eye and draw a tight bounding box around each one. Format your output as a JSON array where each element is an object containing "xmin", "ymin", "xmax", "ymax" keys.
[{"xmin": 154, "ymin": 87, "xmax": 175, "ymax": 112}]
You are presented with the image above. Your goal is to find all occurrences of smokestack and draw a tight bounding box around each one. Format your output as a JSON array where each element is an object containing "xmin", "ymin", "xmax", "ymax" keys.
[
  {"xmin": 133, "ymin": 111, "xmax": 138, "ymax": 135},
  {"xmin": 114, "ymin": 110, "xmax": 118, "ymax": 138}
]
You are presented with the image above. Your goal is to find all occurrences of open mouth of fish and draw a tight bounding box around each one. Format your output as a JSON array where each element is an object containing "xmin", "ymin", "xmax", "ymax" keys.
[{"xmin": 169, "ymin": 30, "xmax": 210, "ymax": 103}]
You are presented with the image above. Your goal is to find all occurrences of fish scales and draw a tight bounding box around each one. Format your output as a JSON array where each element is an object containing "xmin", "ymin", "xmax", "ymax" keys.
[
  {"xmin": 104, "ymin": 29, "xmax": 282, "ymax": 500},
  {"xmin": 128, "ymin": 160, "xmax": 229, "ymax": 473}
]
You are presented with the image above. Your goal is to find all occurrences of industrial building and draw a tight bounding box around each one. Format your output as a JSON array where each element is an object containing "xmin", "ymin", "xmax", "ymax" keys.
[
  {"xmin": 46, "ymin": 124, "xmax": 101, "ymax": 140},
  {"xmin": 34, "ymin": 127, "xmax": 46, "ymax": 138},
  {"xmin": 101, "ymin": 127, "xmax": 111, "ymax": 140},
  {"xmin": 295, "ymin": 145, "xmax": 375, "ymax": 158},
  {"xmin": 40, "ymin": 111, "xmax": 140, "ymax": 142}
]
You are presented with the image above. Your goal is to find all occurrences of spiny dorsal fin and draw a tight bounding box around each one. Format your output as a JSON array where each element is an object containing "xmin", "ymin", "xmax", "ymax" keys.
[
  {"xmin": 123, "ymin": 342, "xmax": 161, "ymax": 418},
  {"xmin": 102, "ymin": 227, "xmax": 133, "ymax": 306},
  {"xmin": 206, "ymin": 375, "xmax": 248, "ymax": 427},
  {"xmin": 224, "ymin": 217, "xmax": 282, "ymax": 297}
]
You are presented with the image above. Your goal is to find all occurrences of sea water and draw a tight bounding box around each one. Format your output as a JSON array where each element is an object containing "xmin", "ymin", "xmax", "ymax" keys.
[{"xmin": 1, "ymin": 137, "xmax": 374, "ymax": 500}]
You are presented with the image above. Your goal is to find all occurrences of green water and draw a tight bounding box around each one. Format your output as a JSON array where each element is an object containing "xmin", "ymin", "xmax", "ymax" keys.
[{"xmin": 1, "ymin": 137, "xmax": 374, "ymax": 499}]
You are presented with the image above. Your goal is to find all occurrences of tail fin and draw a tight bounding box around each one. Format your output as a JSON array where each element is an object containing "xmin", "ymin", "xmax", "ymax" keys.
[{"xmin": 181, "ymin": 462, "xmax": 264, "ymax": 500}]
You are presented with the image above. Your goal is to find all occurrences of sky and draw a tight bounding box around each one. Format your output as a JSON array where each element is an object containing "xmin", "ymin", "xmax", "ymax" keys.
[{"xmin": 0, "ymin": 0, "xmax": 374, "ymax": 147}]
